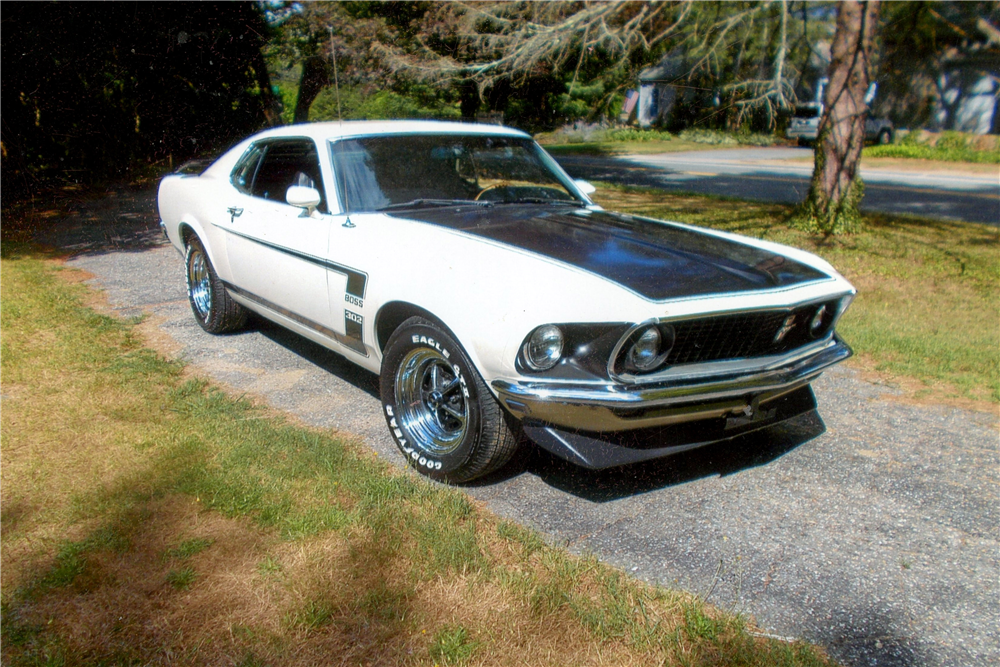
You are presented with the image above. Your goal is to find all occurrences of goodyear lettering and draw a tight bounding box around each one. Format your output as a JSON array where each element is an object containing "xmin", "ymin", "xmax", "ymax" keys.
[{"xmin": 384, "ymin": 402, "xmax": 443, "ymax": 471}]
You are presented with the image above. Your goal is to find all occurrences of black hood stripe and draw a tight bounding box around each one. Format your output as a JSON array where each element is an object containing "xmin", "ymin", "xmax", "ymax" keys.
[{"xmin": 393, "ymin": 205, "xmax": 829, "ymax": 301}]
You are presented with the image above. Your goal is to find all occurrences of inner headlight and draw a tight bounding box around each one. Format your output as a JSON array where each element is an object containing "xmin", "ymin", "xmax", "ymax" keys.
[
  {"xmin": 615, "ymin": 323, "xmax": 675, "ymax": 375},
  {"xmin": 523, "ymin": 325, "xmax": 564, "ymax": 371},
  {"xmin": 809, "ymin": 304, "xmax": 829, "ymax": 338},
  {"xmin": 628, "ymin": 327, "xmax": 662, "ymax": 370}
]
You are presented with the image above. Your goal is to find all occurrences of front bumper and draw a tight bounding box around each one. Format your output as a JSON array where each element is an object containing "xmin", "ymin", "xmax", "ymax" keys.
[{"xmin": 492, "ymin": 336, "xmax": 851, "ymax": 433}]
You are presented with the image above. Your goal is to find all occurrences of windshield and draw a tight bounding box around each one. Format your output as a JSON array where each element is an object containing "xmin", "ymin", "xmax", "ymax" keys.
[
  {"xmin": 330, "ymin": 134, "xmax": 583, "ymax": 213},
  {"xmin": 794, "ymin": 105, "xmax": 821, "ymax": 118}
]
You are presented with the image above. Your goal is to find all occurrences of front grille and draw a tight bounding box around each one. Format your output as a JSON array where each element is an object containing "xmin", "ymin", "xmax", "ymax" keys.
[{"xmin": 664, "ymin": 300, "xmax": 839, "ymax": 366}]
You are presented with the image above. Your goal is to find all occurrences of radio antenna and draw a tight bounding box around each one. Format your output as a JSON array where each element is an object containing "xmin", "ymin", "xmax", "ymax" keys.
[
  {"xmin": 328, "ymin": 26, "xmax": 343, "ymax": 124},
  {"xmin": 328, "ymin": 26, "xmax": 354, "ymax": 227}
]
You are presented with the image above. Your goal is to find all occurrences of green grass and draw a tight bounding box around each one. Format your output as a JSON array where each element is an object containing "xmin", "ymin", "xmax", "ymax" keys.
[
  {"xmin": 428, "ymin": 624, "xmax": 478, "ymax": 664},
  {"xmin": 537, "ymin": 127, "xmax": 782, "ymax": 156},
  {"xmin": 864, "ymin": 130, "xmax": 1000, "ymax": 164},
  {"xmin": 165, "ymin": 538, "xmax": 213, "ymax": 561},
  {"xmin": 166, "ymin": 567, "xmax": 197, "ymax": 591},
  {"xmin": 863, "ymin": 143, "xmax": 1000, "ymax": 164},
  {"xmin": 1, "ymin": 246, "xmax": 835, "ymax": 666},
  {"xmin": 590, "ymin": 185, "xmax": 1000, "ymax": 404}
]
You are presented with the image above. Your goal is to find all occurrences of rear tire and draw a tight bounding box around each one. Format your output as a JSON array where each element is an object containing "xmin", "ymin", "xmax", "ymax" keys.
[
  {"xmin": 185, "ymin": 236, "xmax": 247, "ymax": 334},
  {"xmin": 380, "ymin": 317, "xmax": 518, "ymax": 482},
  {"xmin": 877, "ymin": 129, "xmax": 893, "ymax": 145}
]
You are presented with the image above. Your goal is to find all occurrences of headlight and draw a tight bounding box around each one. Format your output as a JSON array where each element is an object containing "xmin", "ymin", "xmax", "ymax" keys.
[
  {"xmin": 809, "ymin": 304, "xmax": 829, "ymax": 338},
  {"xmin": 628, "ymin": 327, "xmax": 662, "ymax": 370},
  {"xmin": 523, "ymin": 325, "xmax": 564, "ymax": 371},
  {"xmin": 615, "ymin": 323, "xmax": 674, "ymax": 375}
]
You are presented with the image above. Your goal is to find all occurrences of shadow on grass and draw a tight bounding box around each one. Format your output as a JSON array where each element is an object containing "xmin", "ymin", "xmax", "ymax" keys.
[
  {"xmin": 555, "ymin": 154, "xmax": 999, "ymax": 226},
  {"xmin": 1, "ymin": 442, "xmax": 423, "ymax": 667}
]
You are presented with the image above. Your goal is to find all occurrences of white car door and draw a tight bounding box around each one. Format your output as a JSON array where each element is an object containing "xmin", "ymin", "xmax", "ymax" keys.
[{"xmin": 223, "ymin": 139, "xmax": 336, "ymax": 337}]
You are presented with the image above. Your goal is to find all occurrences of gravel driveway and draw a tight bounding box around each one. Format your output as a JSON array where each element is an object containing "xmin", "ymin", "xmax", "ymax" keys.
[{"xmin": 37, "ymin": 188, "xmax": 999, "ymax": 667}]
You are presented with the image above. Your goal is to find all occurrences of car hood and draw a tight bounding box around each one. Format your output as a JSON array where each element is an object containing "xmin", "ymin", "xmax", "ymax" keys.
[{"xmin": 392, "ymin": 204, "xmax": 830, "ymax": 301}]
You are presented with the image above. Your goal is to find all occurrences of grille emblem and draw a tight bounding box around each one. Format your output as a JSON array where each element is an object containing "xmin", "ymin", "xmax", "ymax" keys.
[{"xmin": 773, "ymin": 315, "xmax": 797, "ymax": 343}]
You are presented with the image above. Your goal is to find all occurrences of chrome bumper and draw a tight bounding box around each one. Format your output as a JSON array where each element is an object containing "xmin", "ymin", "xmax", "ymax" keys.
[{"xmin": 492, "ymin": 337, "xmax": 851, "ymax": 433}]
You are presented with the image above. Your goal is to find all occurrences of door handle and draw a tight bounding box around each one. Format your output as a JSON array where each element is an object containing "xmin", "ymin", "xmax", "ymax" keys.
[{"xmin": 227, "ymin": 207, "xmax": 243, "ymax": 223}]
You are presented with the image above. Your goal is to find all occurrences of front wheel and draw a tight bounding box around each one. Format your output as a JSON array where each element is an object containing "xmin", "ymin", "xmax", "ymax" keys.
[
  {"xmin": 380, "ymin": 317, "xmax": 518, "ymax": 482},
  {"xmin": 185, "ymin": 237, "xmax": 247, "ymax": 334},
  {"xmin": 877, "ymin": 129, "xmax": 893, "ymax": 145}
]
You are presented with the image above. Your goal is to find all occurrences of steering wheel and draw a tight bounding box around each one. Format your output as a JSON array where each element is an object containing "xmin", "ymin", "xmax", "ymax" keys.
[{"xmin": 474, "ymin": 182, "xmax": 512, "ymax": 201}]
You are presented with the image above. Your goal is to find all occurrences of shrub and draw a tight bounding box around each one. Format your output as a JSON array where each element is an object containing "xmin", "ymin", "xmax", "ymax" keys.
[{"xmin": 677, "ymin": 128, "xmax": 779, "ymax": 146}]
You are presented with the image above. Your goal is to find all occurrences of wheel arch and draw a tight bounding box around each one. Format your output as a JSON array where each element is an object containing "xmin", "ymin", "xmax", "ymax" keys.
[
  {"xmin": 178, "ymin": 222, "xmax": 198, "ymax": 248},
  {"xmin": 375, "ymin": 301, "xmax": 456, "ymax": 354},
  {"xmin": 177, "ymin": 219, "xmax": 231, "ymax": 279}
]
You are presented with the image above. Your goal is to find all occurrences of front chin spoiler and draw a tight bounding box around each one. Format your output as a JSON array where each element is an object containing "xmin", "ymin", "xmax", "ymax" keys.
[{"xmin": 524, "ymin": 385, "xmax": 818, "ymax": 470}]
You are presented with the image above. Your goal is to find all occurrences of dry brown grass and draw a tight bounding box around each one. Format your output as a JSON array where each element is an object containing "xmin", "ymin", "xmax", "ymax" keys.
[{"xmin": 2, "ymin": 249, "xmax": 834, "ymax": 666}]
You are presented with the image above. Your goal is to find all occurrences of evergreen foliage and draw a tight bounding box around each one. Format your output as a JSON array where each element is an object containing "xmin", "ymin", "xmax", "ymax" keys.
[{"xmin": 1, "ymin": 3, "xmax": 275, "ymax": 199}]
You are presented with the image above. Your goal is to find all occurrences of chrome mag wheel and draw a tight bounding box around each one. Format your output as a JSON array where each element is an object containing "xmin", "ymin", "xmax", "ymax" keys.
[
  {"xmin": 394, "ymin": 347, "xmax": 468, "ymax": 455},
  {"xmin": 188, "ymin": 249, "xmax": 212, "ymax": 320}
]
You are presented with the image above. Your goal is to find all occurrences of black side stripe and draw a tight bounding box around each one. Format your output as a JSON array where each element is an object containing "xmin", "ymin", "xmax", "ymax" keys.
[
  {"xmin": 224, "ymin": 282, "xmax": 368, "ymax": 357},
  {"xmin": 221, "ymin": 226, "xmax": 367, "ymax": 298}
]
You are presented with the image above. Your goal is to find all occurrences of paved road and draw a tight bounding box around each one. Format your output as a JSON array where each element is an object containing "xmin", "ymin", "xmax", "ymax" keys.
[
  {"xmin": 555, "ymin": 147, "xmax": 1000, "ymax": 225},
  {"xmin": 41, "ymin": 190, "xmax": 999, "ymax": 667}
]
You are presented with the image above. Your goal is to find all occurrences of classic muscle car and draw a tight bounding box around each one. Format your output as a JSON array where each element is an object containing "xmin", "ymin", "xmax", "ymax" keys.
[{"xmin": 158, "ymin": 121, "xmax": 855, "ymax": 482}]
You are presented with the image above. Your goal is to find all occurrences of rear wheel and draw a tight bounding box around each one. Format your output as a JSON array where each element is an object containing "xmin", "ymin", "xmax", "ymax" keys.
[
  {"xmin": 877, "ymin": 129, "xmax": 893, "ymax": 145},
  {"xmin": 380, "ymin": 317, "xmax": 518, "ymax": 482},
  {"xmin": 185, "ymin": 237, "xmax": 247, "ymax": 334}
]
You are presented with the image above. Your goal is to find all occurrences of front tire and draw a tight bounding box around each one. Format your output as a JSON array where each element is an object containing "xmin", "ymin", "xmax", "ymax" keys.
[
  {"xmin": 185, "ymin": 237, "xmax": 247, "ymax": 334},
  {"xmin": 380, "ymin": 317, "xmax": 518, "ymax": 482},
  {"xmin": 877, "ymin": 129, "xmax": 893, "ymax": 145}
]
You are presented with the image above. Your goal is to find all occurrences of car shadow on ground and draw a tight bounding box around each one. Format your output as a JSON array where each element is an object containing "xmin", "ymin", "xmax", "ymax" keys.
[
  {"xmin": 471, "ymin": 411, "xmax": 826, "ymax": 502},
  {"xmin": 235, "ymin": 314, "xmax": 827, "ymax": 503},
  {"xmin": 252, "ymin": 317, "xmax": 382, "ymax": 399}
]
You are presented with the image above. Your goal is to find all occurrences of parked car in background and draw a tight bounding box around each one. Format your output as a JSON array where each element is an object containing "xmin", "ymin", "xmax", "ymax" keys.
[
  {"xmin": 158, "ymin": 121, "xmax": 855, "ymax": 482},
  {"xmin": 787, "ymin": 80, "xmax": 894, "ymax": 146}
]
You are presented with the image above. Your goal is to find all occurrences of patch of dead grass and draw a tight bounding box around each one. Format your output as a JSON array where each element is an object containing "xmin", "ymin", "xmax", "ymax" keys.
[{"xmin": 3, "ymin": 236, "xmax": 835, "ymax": 666}]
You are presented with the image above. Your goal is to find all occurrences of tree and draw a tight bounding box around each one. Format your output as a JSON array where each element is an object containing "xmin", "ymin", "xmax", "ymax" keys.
[
  {"xmin": 1, "ymin": 2, "xmax": 278, "ymax": 200},
  {"xmin": 367, "ymin": 1, "xmax": 830, "ymax": 131},
  {"xmin": 877, "ymin": 2, "xmax": 1000, "ymax": 131},
  {"xmin": 794, "ymin": 0, "xmax": 880, "ymax": 235}
]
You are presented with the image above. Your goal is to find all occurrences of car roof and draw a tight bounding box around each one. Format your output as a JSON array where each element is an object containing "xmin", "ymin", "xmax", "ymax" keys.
[{"xmin": 252, "ymin": 120, "xmax": 531, "ymax": 142}]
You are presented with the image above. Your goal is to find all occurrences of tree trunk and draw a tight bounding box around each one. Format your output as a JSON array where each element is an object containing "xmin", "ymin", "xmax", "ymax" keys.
[
  {"xmin": 459, "ymin": 79, "xmax": 480, "ymax": 121},
  {"xmin": 252, "ymin": 47, "xmax": 283, "ymax": 127},
  {"xmin": 294, "ymin": 56, "xmax": 333, "ymax": 124},
  {"xmin": 796, "ymin": 0, "xmax": 880, "ymax": 235}
]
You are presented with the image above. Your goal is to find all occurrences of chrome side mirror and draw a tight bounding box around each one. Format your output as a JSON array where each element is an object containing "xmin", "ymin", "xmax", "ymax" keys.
[
  {"xmin": 286, "ymin": 185, "xmax": 322, "ymax": 215},
  {"xmin": 574, "ymin": 179, "xmax": 597, "ymax": 195}
]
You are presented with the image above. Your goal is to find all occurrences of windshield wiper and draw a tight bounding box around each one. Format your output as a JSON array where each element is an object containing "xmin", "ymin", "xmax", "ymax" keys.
[
  {"xmin": 496, "ymin": 197, "xmax": 586, "ymax": 207},
  {"xmin": 377, "ymin": 198, "xmax": 491, "ymax": 212}
]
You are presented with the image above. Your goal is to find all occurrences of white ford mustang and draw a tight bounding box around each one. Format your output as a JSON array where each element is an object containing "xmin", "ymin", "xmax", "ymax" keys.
[{"xmin": 158, "ymin": 120, "xmax": 855, "ymax": 482}]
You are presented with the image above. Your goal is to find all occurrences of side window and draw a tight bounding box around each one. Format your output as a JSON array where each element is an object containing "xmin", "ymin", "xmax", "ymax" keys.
[
  {"xmin": 251, "ymin": 140, "xmax": 327, "ymax": 213},
  {"xmin": 231, "ymin": 144, "xmax": 265, "ymax": 195}
]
